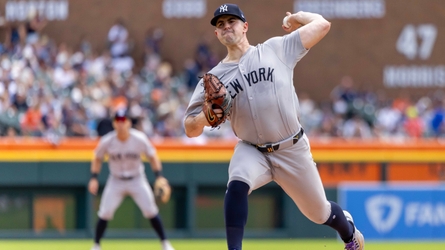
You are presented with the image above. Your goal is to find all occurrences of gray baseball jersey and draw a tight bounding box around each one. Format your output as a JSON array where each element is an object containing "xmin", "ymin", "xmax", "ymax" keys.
[
  {"xmin": 184, "ymin": 30, "xmax": 331, "ymax": 224},
  {"xmin": 185, "ymin": 30, "xmax": 307, "ymax": 145},
  {"xmin": 94, "ymin": 128, "xmax": 159, "ymax": 220}
]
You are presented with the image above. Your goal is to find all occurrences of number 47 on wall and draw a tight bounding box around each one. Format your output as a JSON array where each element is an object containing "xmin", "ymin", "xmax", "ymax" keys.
[{"xmin": 396, "ymin": 24, "xmax": 437, "ymax": 60}]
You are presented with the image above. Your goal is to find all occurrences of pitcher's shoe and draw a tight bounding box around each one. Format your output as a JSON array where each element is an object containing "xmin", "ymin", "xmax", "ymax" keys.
[
  {"xmin": 161, "ymin": 240, "xmax": 175, "ymax": 250},
  {"xmin": 343, "ymin": 210, "xmax": 365, "ymax": 250}
]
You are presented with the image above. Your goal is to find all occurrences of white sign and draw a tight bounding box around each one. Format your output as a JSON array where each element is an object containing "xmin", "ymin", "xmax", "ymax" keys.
[
  {"xmin": 384, "ymin": 23, "xmax": 443, "ymax": 88},
  {"xmin": 384, "ymin": 65, "xmax": 445, "ymax": 87},
  {"xmin": 295, "ymin": 0, "xmax": 385, "ymax": 19},
  {"xmin": 396, "ymin": 24, "xmax": 437, "ymax": 60},
  {"xmin": 163, "ymin": 0, "xmax": 206, "ymax": 19},
  {"xmin": 5, "ymin": 0, "xmax": 69, "ymax": 21}
]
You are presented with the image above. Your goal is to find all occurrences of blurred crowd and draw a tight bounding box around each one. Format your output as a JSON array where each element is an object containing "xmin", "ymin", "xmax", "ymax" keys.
[
  {"xmin": 0, "ymin": 14, "xmax": 222, "ymax": 143},
  {"xmin": 300, "ymin": 75, "xmax": 445, "ymax": 140},
  {"xmin": 0, "ymin": 13, "xmax": 443, "ymax": 142}
]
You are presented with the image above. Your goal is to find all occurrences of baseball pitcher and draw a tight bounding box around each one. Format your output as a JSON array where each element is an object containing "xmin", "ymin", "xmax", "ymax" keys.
[{"xmin": 184, "ymin": 3, "xmax": 364, "ymax": 250}]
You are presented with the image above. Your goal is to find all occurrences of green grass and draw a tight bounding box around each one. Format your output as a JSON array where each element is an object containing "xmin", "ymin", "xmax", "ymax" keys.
[{"xmin": 0, "ymin": 239, "xmax": 444, "ymax": 250}]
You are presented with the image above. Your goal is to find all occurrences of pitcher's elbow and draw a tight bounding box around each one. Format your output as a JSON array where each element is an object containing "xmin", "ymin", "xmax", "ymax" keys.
[
  {"xmin": 184, "ymin": 127, "xmax": 199, "ymax": 138},
  {"xmin": 184, "ymin": 130, "xmax": 194, "ymax": 138},
  {"xmin": 321, "ymin": 20, "xmax": 331, "ymax": 34}
]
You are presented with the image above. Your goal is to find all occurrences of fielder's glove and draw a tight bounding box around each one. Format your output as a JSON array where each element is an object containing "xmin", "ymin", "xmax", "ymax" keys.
[
  {"xmin": 202, "ymin": 73, "xmax": 233, "ymax": 128},
  {"xmin": 153, "ymin": 176, "xmax": 171, "ymax": 204}
]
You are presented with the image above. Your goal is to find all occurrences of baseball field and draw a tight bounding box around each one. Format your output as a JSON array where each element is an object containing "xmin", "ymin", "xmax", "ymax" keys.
[{"xmin": 0, "ymin": 239, "xmax": 444, "ymax": 250}]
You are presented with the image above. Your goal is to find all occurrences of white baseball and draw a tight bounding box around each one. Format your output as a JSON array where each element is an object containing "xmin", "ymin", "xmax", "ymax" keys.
[{"xmin": 283, "ymin": 16, "xmax": 291, "ymax": 28}]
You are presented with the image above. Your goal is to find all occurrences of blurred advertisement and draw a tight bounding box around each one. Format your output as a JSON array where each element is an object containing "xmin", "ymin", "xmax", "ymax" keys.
[{"xmin": 339, "ymin": 183, "xmax": 445, "ymax": 240}]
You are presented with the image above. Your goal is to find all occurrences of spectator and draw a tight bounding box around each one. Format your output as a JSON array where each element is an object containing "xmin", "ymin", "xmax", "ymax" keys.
[
  {"xmin": 20, "ymin": 101, "xmax": 44, "ymax": 137},
  {"xmin": 194, "ymin": 36, "xmax": 219, "ymax": 73},
  {"xmin": 3, "ymin": 21, "xmax": 25, "ymax": 50},
  {"xmin": 403, "ymin": 105, "xmax": 424, "ymax": 138},
  {"xmin": 144, "ymin": 27, "xmax": 164, "ymax": 56},
  {"xmin": 298, "ymin": 92, "xmax": 323, "ymax": 135},
  {"xmin": 53, "ymin": 62, "xmax": 78, "ymax": 90},
  {"xmin": 12, "ymin": 91, "xmax": 28, "ymax": 113},
  {"xmin": 374, "ymin": 100, "xmax": 403, "ymax": 138},
  {"xmin": 110, "ymin": 55, "xmax": 134, "ymax": 74},
  {"xmin": 430, "ymin": 99, "xmax": 445, "ymax": 137},
  {"xmin": 24, "ymin": 8, "xmax": 48, "ymax": 45},
  {"xmin": 342, "ymin": 112, "xmax": 373, "ymax": 139},
  {"xmin": 5, "ymin": 126, "xmax": 18, "ymax": 138},
  {"xmin": 107, "ymin": 18, "xmax": 129, "ymax": 58},
  {"xmin": 182, "ymin": 58, "xmax": 200, "ymax": 90},
  {"xmin": 330, "ymin": 75, "xmax": 358, "ymax": 119},
  {"xmin": 96, "ymin": 108, "xmax": 114, "ymax": 137},
  {"xmin": 66, "ymin": 106, "xmax": 90, "ymax": 137},
  {"xmin": 0, "ymin": 106, "xmax": 20, "ymax": 136}
]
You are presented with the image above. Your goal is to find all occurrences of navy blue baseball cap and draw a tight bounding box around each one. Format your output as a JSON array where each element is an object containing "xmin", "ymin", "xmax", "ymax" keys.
[
  {"xmin": 211, "ymin": 3, "xmax": 246, "ymax": 26},
  {"xmin": 114, "ymin": 109, "xmax": 130, "ymax": 121}
]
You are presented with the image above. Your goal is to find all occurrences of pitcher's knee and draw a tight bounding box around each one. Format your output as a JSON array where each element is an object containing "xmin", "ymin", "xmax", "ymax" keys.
[
  {"xmin": 308, "ymin": 213, "xmax": 329, "ymax": 224},
  {"xmin": 302, "ymin": 203, "xmax": 331, "ymax": 224}
]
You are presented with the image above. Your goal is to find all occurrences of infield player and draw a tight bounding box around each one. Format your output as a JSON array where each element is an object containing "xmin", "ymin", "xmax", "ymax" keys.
[
  {"xmin": 88, "ymin": 110, "xmax": 175, "ymax": 250},
  {"xmin": 184, "ymin": 3, "xmax": 364, "ymax": 250}
]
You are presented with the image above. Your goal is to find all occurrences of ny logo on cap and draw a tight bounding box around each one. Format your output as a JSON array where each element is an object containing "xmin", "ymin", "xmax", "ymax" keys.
[{"xmin": 219, "ymin": 4, "xmax": 228, "ymax": 12}]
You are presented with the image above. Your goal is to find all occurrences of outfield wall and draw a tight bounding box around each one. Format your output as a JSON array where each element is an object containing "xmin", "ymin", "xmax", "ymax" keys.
[{"xmin": 0, "ymin": 138, "xmax": 444, "ymax": 239}]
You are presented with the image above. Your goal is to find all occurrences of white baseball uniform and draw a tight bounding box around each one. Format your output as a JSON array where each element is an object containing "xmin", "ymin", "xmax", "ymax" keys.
[
  {"xmin": 184, "ymin": 30, "xmax": 331, "ymax": 224},
  {"xmin": 94, "ymin": 128, "xmax": 159, "ymax": 220}
]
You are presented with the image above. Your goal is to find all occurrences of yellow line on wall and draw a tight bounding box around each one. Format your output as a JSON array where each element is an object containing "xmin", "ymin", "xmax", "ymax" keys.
[
  {"xmin": 0, "ymin": 150, "xmax": 235, "ymax": 162},
  {"xmin": 313, "ymin": 150, "xmax": 445, "ymax": 162},
  {"xmin": 0, "ymin": 149, "xmax": 443, "ymax": 162},
  {"xmin": 0, "ymin": 151, "xmax": 94, "ymax": 161}
]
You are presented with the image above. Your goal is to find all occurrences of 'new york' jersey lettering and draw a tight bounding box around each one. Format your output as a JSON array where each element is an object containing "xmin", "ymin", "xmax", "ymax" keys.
[
  {"xmin": 228, "ymin": 79, "xmax": 243, "ymax": 99},
  {"xmin": 244, "ymin": 67, "xmax": 274, "ymax": 86}
]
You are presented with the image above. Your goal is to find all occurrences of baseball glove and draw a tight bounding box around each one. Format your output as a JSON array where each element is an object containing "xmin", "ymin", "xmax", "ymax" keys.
[
  {"xmin": 153, "ymin": 176, "xmax": 171, "ymax": 204},
  {"xmin": 202, "ymin": 73, "xmax": 233, "ymax": 128}
]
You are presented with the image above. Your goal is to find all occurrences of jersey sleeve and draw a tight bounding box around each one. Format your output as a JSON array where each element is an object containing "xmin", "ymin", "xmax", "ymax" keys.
[
  {"xmin": 142, "ymin": 135, "xmax": 156, "ymax": 158},
  {"xmin": 94, "ymin": 135, "xmax": 111, "ymax": 159},
  {"xmin": 264, "ymin": 30, "xmax": 309, "ymax": 68}
]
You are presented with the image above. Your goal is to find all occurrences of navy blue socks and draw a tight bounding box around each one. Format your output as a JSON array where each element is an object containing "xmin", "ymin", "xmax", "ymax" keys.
[
  {"xmin": 94, "ymin": 215, "xmax": 167, "ymax": 244},
  {"xmin": 94, "ymin": 218, "xmax": 108, "ymax": 244},
  {"xmin": 224, "ymin": 180, "xmax": 250, "ymax": 250},
  {"xmin": 150, "ymin": 214, "xmax": 167, "ymax": 241},
  {"xmin": 323, "ymin": 201, "xmax": 354, "ymax": 242}
]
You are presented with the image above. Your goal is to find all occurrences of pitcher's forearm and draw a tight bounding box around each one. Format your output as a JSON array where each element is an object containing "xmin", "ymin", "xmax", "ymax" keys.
[{"xmin": 184, "ymin": 112, "xmax": 209, "ymax": 138}]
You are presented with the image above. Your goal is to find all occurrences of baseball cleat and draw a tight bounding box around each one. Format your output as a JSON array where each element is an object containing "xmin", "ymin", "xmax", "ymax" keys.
[
  {"xmin": 343, "ymin": 210, "xmax": 365, "ymax": 250},
  {"xmin": 161, "ymin": 240, "xmax": 175, "ymax": 250},
  {"xmin": 90, "ymin": 243, "xmax": 101, "ymax": 250}
]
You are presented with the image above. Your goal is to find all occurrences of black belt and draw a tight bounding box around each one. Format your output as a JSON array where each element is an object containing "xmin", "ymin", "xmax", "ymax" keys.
[
  {"xmin": 118, "ymin": 176, "xmax": 135, "ymax": 180},
  {"xmin": 250, "ymin": 128, "xmax": 304, "ymax": 153},
  {"xmin": 118, "ymin": 176, "xmax": 134, "ymax": 181}
]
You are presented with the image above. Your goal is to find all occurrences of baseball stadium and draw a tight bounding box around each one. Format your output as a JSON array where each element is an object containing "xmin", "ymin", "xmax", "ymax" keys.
[{"xmin": 0, "ymin": 0, "xmax": 444, "ymax": 250}]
